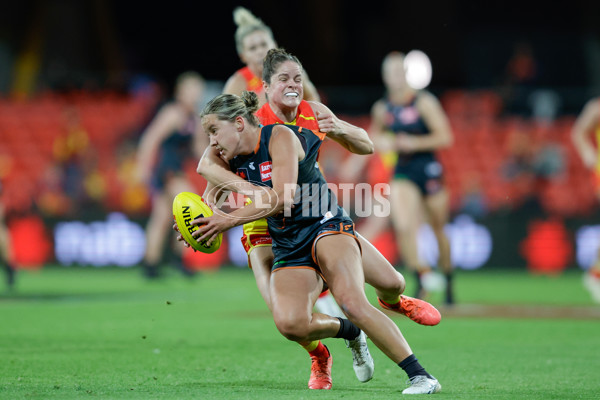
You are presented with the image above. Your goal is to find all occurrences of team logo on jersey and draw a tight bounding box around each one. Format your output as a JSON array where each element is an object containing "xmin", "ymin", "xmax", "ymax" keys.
[
  {"xmin": 236, "ymin": 168, "xmax": 248, "ymax": 180},
  {"xmin": 249, "ymin": 162, "xmax": 255, "ymax": 170},
  {"xmin": 399, "ymin": 106, "xmax": 419, "ymax": 124},
  {"xmin": 259, "ymin": 161, "xmax": 272, "ymax": 182}
]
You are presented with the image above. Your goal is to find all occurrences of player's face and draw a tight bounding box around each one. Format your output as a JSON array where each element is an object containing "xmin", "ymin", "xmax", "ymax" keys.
[
  {"xmin": 264, "ymin": 61, "xmax": 303, "ymax": 110},
  {"xmin": 202, "ymin": 115, "xmax": 241, "ymax": 161},
  {"xmin": 240, "ymin": 31, "xmax": 276, "ymax": 73},
  {"xmin": 383, "ymin": 56, "xmax": 408, "ymax": 91},
  {"xmin": 176, "ymin": 78, "xmax": 204, "ymax": 112}
]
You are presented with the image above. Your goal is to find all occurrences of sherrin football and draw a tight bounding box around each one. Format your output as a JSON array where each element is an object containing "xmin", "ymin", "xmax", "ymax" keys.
[{"xmin": 173, "ymin": 192, "xmax": 222, "ymax": 253}]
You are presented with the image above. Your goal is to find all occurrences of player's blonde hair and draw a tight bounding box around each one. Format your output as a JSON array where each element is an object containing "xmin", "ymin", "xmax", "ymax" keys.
[
  {"xmin": 233, "ymin": 7, "xmax": 274, "ymax": 55},
  {"xmin": 174, "ymin": 71, "xmax": 204, "ymax": 93},
  {"xmin": 201, "ymin": 91, "xmax": 260, "ymax": 126}
]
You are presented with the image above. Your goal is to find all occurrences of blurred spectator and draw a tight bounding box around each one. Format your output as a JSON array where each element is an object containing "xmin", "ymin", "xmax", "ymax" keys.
[
  {"xmin": 529, "ymin": 89, "xmax": 561, "ymax": 124},
  {"xmin": 500, "ymin": 40, "xmax": 540, "ymax": 115},
  {"xmin": 37, "ymin": 164, "xmax": 72, "ymax": 217},
  {"xmin": 458, "ymin": 172, "xmax": 488, "ymax": 218},
  {"xmin": 501, "ymin": 124, "xmax": 565, "ymax": 213},
  {"xmin": 116, "ymin": 140, "xmax": 149, "ymax": 215}
]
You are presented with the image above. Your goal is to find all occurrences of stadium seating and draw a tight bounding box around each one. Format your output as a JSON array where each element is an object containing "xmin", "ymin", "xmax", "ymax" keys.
[{"xmin": 0, "ymin": 88, "xmax": 596, "ymax": 219}]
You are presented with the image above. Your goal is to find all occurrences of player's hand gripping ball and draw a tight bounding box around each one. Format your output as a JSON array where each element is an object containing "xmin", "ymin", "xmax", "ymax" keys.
[{"xmin": 173, "ymin": 192, "xmax": 222, "ymax": 253}]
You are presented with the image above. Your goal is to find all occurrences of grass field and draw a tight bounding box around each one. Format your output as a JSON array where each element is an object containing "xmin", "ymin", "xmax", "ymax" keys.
[{"xmin": 1, "ymin": 266, "xmax": 599, "ymax": 399}]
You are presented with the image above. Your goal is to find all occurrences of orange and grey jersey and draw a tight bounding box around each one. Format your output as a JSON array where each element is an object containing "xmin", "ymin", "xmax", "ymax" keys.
[{"xmin": 228, "ymin": 124, "xmax": 351, "ymax": 267}]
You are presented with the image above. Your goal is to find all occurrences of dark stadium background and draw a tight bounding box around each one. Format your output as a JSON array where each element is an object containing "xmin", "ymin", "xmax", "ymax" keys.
[
  {"xmin": 1, "ymin": 0, "xmax": 600, "ymax": 272},
  {"xmin": 2, "ymin": 0, "xmax": 598, "ymax": 109}
]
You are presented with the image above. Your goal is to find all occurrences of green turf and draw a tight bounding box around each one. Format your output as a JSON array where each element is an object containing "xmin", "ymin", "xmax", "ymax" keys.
[{"xmin": 1, "ymin": 266, "xmax": 599, "ymax": 399}]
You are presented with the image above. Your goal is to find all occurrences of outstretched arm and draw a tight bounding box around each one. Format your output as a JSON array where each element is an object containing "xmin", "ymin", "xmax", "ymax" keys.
[{"xmin": 309, "ymin": 101, "xmax": 374, "ymax": 155}]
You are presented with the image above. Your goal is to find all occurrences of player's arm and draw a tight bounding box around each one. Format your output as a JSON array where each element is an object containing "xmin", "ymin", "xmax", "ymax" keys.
[
  {"xmin": 302, "ymin": 70, "xmax": 320, "ymax": 102},
  {"xmin": 197, "ymin": 146, "xmax": 270, "ymax": 198},
  {"xmin": 369, "ymin": 100, "xmax": 396, "ymax": 153},
  {"xmin": 226, "ymin": 125, "xmax": 299, "ymax": 219},
  {"xmin": 222, "ymin": 72, "xmax": 247, "ymax": 96},
  {"xmin": 191, "ymin": 118, "xmax": 210, "ymax": 160},
  {"xmin": 399, "ymin": 92, "xmax": 453, "ymax": 152},
  {"xmin": 309, "ymin": 101, "xmax": 374, "ymax": 155},
  {"xmin": 571, "ymin": 98, "xmax": 600, "ymax": 169},
  {"xmin": 193, "ymin": 125, "xmax": 300, "ymax": 243},
  {"xmin": 135, "ymin": 105, "xmax": 178, "ymax": 182}
]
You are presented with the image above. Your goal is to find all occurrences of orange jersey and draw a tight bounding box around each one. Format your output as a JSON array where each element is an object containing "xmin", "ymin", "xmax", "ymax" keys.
[
  {"xmin": 255, "ymin": 100, "xmax": 320, "ymax": 132},
  {"xmin": 596, "ymin": 99, "xmax": 600, "ymax": 173},
  {"xmin": 239, "ymin": 66, "xmax": 264, "ymax": 97}
]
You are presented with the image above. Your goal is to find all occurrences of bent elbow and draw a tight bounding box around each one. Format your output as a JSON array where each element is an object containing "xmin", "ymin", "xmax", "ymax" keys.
[
  {"xmin": 440, "ymin": 133, "xmax": 453, "ymax": 149},
  {"xmin": 196, "ymin": 156, "xmax": 213, "ymax": 177},
  {"xmin": 356, "ymin": 135, "xmax": 375, "ymax": 155}
]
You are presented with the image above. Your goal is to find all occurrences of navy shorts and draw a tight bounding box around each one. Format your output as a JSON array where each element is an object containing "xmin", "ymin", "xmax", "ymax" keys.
[
  {"xmin": 271, "ymin": 216, "xmax": 361, "ymax": 279},
  {"xmin": 394, "ymin": 154, "xmax": 444, "ymax": 196}
]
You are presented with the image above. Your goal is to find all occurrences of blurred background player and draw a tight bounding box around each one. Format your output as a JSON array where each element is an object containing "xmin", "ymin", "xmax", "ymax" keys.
[
  {"xmin": 571, "ymin": 96, "xmax": 600, "ymax": 302},
  {"xmin": 224, "ymin": 6, "xmax": 320, "ymax": 106},
  {"xmin": 222, "ymin": 7, "xmax": 338, "ymax": 316},
  {"xmin": 371, "ymin": 51, "xmax": 455, "ymax": 304},
  {"xmin": 0, "ymin": 181, "xmax": 15, "ymax": 290},
  {"xmin": 136, "ymin": 72, "xmax": 208, "ymax": 278}
]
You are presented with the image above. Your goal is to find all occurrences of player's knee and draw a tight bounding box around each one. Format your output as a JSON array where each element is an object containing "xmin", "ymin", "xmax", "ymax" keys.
[
  {"xmin": 383, "ymin": 270, "xmax": 406, "ymax": 295},
  {"xmin": 335, "ymin": 297, "xmax": 371, "ymax": 325},
  {"xmin": 273, "ymin": 314, "xmax": 310, "ymax": 342}
]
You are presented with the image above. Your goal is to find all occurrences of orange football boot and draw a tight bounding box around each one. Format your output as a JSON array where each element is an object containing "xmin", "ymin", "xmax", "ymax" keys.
[
  {"xmin": 308, "ymin": 345, "xmax": 332, "ymax": 390},
  {"xmin": 378, "ymin": 295, "xmax": 441, "ymax": 326}
]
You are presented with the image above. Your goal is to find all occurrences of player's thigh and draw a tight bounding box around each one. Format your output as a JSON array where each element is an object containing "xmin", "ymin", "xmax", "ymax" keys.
[
  {"xmin": 270, "ymin": 267, "xmax": 323, "ymax": 323},
  {"xmin": 357, "ymin": 232, "xmax": 405, "ymax": 293},
  {"xmin": 390, "ymin": 179, "xmax": 423, "ymax": 232},
  {"xmin": 423, "ymin": 188, "xmax": 450, "ymax": 230},
  {"xmin": 166, "ymin": 174, "xmax": 193, "ymax": 200},
  {"xmin": 248, "ymin": 245, "xmax": 275, "ymax": 309},
  {"xmin": 314, "ymin": 235, "xmax": 367, "ymax": 304}
]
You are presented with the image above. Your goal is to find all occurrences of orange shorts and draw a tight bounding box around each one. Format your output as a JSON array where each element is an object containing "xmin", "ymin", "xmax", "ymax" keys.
[
  {"xmin": 241, "ymin": 231, "xmax": 272, "ymax": 254},
  {"xmin": 241, "ymin": 217, "xmax": 272, "ymax": 255}
]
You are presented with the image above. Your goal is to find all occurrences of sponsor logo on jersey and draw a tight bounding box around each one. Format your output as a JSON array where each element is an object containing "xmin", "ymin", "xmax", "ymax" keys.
[{"xmin": 260, "ymin": 161, "xmax": 272, "ymax": 182}]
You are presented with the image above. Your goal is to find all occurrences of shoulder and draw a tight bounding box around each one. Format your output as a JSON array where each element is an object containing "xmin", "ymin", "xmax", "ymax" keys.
[
  {"xmin": 306, "ymin": 100, "xmax": 332, "ymax": 116},
  {"xmin": 585, "ymin": 97, "xmax": 600, "ymax": 113},
  {"xmin": 416, "ymin": 90, "xmax": 443, "ymax": 112},
  {"xmin": 416, "ymin": 90, "xmax": 438, "ymax": 104},
  {"xmin": 155, "ymin": 102, "xmax": 182, "ymax": 123},
  {"xmin": 223, "ymin": 71, "xmax": 246, "ymax": 95},
  {"xmin": 371, "ymin": 99, "xmax": 388, "ymax": 115}
]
